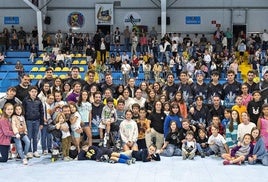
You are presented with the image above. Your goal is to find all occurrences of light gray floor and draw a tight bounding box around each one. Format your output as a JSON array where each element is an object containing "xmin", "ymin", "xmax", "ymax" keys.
[{"xmin": 0, "ymin": 154, "xmax": 266, "ymax": 182}]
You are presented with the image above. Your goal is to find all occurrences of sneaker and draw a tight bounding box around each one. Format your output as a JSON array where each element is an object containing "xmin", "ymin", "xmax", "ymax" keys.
[
  {"xmin": 126, "ymin": 160, "xmax": 132, "ymax": 165},
  {"xmin": 16, "ymin": 154, "xmax": 21, "ymax": 161},
  {"xmin": 98, "ymin": 140, "xmax": 103, "ymax": 147},
  {"xmin": 33, "ymin": 151, "xmax": 41, "ymax": 158},
  {"xmin": 105, "ymin": 133, "xmax": 110, "ymax": 140},
  {"xmin": 22, "ymin": 158, "xmax": 28, "ymax": 165},
  {"xmin": 223, "ymin": 160, "xmax": 231, "ymax": 165},
  {"xmin": 131, "ymin": 158, "xmax": 136, "ymax": 164},
  {"xmin": 43, "ymin": 150, "xmax": 48, "ymax": 155},
  {"xmin": 27, "ymin": 152, "xmax": 33, "ymax": 159},
  {"xmin": 108, "ymin": 160, "xmax": 115, "ymax": 164},
  {"xmin": 182, "ymin": 155, "xmax": 187, "ymax": 160},
  {"xmin": 63, "ymin": 157, "xmax": 70, "ymax": 161},
  {"xmin": 201, "ymin": 152, "xmax": 205, "ymax": 158}
]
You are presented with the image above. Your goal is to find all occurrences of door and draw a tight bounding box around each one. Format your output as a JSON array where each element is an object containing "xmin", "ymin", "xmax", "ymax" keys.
[{"xmin": 232, "ymin": 24, "xmax": 247, "ymax": 47}]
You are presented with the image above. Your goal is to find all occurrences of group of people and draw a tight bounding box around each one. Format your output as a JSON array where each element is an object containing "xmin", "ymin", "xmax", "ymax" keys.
[{"xmin": 0, "ymin": 60, "xmax": 267, "ymax": 166}]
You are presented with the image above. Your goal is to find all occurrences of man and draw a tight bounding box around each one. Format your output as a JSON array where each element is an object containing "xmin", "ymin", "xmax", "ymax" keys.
[
  {"xmin": 99, "ymin": 37, "xmax": 108, "ymax": 64},
  {"xmin": 207, "ymin": 71, "xmax": 223, "ymax": 104},
  {"xmin": 66, "ymin": 66, "xmax": 86, "ymax": 87},
  {"xmin": 133, "ymin": 88, "xmax": 146, "ymax": 108},
  {"xmin": 222, "ymin": 70, "xmax": 242, "ymax": 108},
  {"xmin": 15, "ymin": 74, "xmax": 31, "ymax": 102},
  {"xmin": 0, "ymin": 87, "xmax": 21, "ymax": 109},
  {"xmin": 83, "ymin": 70, "xmax": 99, "ymax": 92},
  {"xmin": 121, "ymin": 59, "xmax": 131, "ymax": 86},
  {"xmin": 163, "ymin": 73, "xmax": 178, "ymax": 100},
  {"xmin": 244, "ymin": 70, "xmax": 259, "ymax": 94},
  {"xmin": 91, "ymin": 91, "xmax": 104, "ymax": 145},
  {"xmin": 37, "ymin": 67, "xmax": 55, "ymax": 90},
  {"xmin": 123, "ymin": 26, "xmax": 131, "ymax": 51},
  {"xmin": 259, "ymin": 70, "xmax": 268, "ymax": 103},
  {"xmin": 209, "ymin": 95, "xmax": 225, "ymax": 121},
  {"xmin": 177, "ymin": 71, "xmax": 194, "ymax": 106},
  {"xmin": 191, "ymin": 71, "xmax": 208, "ymax": 103},
  {"xmin": 100, "ymin": 73, "xmax": 117, "ymax": 97}
]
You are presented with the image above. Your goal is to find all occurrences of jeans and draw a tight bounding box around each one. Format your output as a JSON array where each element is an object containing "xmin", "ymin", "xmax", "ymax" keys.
[
  {"xmin": 0, "ymin": 145, "xmax": 9, "ymax": 162},
  {"xmin": 161, "ymin": 144, "xmax": 182, "ymax": 157},
  {"xmin": 41, "ymin": 125, "xmax": 52, "ymax": 152},
  {"xmin": 124, "ymin": 38, "xmax": 130, "ymax": 51},
  {"xmin": 26, "ymin": 120, "xmax": 40, "ymax": 153},
  {"xmin": 13, "ymin": 134, "xmax": 30, "ymax": 159}
]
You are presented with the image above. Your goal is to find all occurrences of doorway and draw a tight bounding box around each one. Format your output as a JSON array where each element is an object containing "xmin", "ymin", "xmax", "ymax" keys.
[
  {"xmin": 97, "ymin": 25, "xmax": 111, "ymax": 35},
  {"xmin": 232, "ymin": 24, "xmax": 247, "ymax": 47}
]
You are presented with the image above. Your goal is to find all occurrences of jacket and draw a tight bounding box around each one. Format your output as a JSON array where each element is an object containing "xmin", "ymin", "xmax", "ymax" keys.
[
  {"xmin": 11, "ymin": 115, "xmax": 28, "ymax": 135},
  {"xmin": 231, "ymin": 143, "xmax": 254, "ymax": 158},
  {"xmin": 0, "ymin": 117, "xmax": 14, "ymax": 145},
  {"xmin": 253, "ymin": 137, "xmax": 267, "ymax": 160},
  {"xmin": 22, "ymin": 96, "xmax": 44, "ymax": 125}
]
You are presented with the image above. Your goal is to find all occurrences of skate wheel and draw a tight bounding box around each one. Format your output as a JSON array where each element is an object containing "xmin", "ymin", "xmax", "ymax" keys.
[{"xmin": 51, "ymin": 158, "xmax": 55, "ymax": 162}]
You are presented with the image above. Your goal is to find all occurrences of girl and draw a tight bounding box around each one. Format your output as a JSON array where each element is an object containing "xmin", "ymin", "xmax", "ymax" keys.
[
  {"xmin": 136, "ymin": 108, "xmax": 151, "ymax": 149},
  {"xmin": 163, "ymin": 103, "xmax": 182, "ymax": 138},
  {"xmin": 109, "ymin": 144, "xmax": 160, "ymax": 164},
  {"xmin": 241, "ymin": 84, "xmax": 252, "ymax": 107},
  {"xmin": 54, "ymin": 113, "xmax": 72, "ymax": 161},
  {"xmin": 225, "ymin": 110, "xmax": 239, "ymax": 149},
  {"xmin": 88, "ymin": 84, "xmax": 98, "ymax": 103},
  {"xmin": 172, "ymin": 91, "xmax": 188, "ymax": 118},
  {"xmin": 221, "ymin": 109, "xmax": 232, "ymax": 129},
  {"xmin": 0, "ymin": 103, "xmax": 15, "ymax": 162},
  {"xmin": 69, "ymin": 102, "xmax": 83, "ymax": 152},
  {"xmin": 38, "ymin": 82, "xmax": 52, "ymax": 103},
  {"xmin": 222, "ymin": 133, "xmax": 254, "ymax": 165},
  {"xmin": 144, "ymin": 90, "xmax": 156, "ymax": 115},
  {"xmin": 11, "ymin": 104, "xmax": 30, "ymax": 165},
  {"xmin": 62, "ymin": 82, "xmax": 71, "ymax": 101},
  {"xmin": 237, "ymin": 112, "xmax": 256, "ymax": 142},
  {"xmin": 139, "ymin": 82, "xmax": 149, "ymax": 99},
  {"xmin": 248, "ymin": 127, "xmax": 268, "ymax": 166},
  {"xmin": 119, "ymin": 110, "xmax": 138, "ymax": 151},
  {"xmin": 160, "ymin": 121, "xmax": 181, "ymax": 157},
  {"xmin": 257, "ymin": 104, "xmax": 268, "ymax": 150},
  {"xmin": 77, "ymin": 91, "xmax": 92, "ymax": 146},
  {"xmin": 51, "ymin": 77, "xmax": 62, "ymax": 94},
  {"xmin": 163, "ymin": 101, "xmax": 170, "ymax": 116}
]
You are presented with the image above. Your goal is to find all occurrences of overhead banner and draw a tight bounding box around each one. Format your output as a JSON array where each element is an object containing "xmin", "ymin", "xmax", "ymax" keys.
[
  {"xmin": 4, "ymin": 17, "xmax": 19, "ymax": 24},
  {"xmin": 95, "ymin": 3, "xmax": 113, "ymax": 25}
]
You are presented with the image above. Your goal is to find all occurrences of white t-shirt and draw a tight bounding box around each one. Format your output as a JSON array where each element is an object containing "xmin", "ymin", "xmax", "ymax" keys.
[{"xmin": 208, "ymin": 133, "xmax": 226, "ymax": 147}]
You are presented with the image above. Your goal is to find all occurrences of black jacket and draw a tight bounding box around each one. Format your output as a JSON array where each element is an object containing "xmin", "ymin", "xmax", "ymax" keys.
[{"xmin": 22, "ymin": 96, "xmax": 44, "ymax": 125}]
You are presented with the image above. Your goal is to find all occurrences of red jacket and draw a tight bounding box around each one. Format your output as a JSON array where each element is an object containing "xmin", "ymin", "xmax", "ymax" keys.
[{"xmin": 0, "ymin": 118, "xmax": 14, "ymax": 146}]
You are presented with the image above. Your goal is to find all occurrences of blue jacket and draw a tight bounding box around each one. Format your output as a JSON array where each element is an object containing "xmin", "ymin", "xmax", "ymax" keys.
[
  {"xmin": 22, "ymin": 96, "xmax": 44, "ymax": 125},
  {"xmin": 253, "ymin": 137, "xmax": 267, "ymax": 160},
  {"xmin": 164, "ymin": 114, "xmax": 182, "ymax": 138}
]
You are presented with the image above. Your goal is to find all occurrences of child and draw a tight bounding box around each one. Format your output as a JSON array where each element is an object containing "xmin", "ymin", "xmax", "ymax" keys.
[
  {"xmin": 11, "ymin": 104, "xmax": 30, "ymax": 164},
  {"xmin": 109, "ymin": 144, "xmax": 160, "ymax": 164},
  {"xmin": 0, "ymin": 103, "xmax": 15, "ymax": 162},
  {"xmin": 248, "ymin": 127, "xmax": 268, "ymax": 166},
  {"xmin": 136, "ymin": 108, "xmax": 151, "ymax": 149},
  {"xmin": 196, "ymin": 128, "xmax": 209, "ymax": 158},
  {"xmin": 119, "ymin": 110, "xmax": 138, "ymax": 151},
  {"xmin": 54, "ymin": 113, "xmax": 72, "ymax": 161},
  {"xmin": 100, "ymin": 97, "xmax": 117, "ymax": 147},
  {"xmin": 77, "ymin": 90, "xmax": 92, "ymax": 146},
  {"xmin": 237, "ymin": 112, "xmax": 256, "ymax": 142},
  {"xmin": 163, "ymin": 101, "xmax": 170, "ymax": 116},
  {"xmin": 160, "ymin": 121, "xmax": 182, "ymax": 157},
  {"xmin": 207, "ymin": 115, "xmax": 225, "ymax": 137},
  {"xmin": 207, "ymin": 124, "xmax": 229, "ymax": 156},
  {"xmin": 257, "ymin": 104, "xmax": 268, "ymax": 150},
  {"xmin": 69, "ymin": 102, "xmax": 83, "ymax": 152},
  {"xmin": 22, "ymin": 86, "xmax": 44, "ymax": 158},
  {"xmin": 221, "ymin": 109, "xmax": 232, "ymax": 129},
  {"xmin": 225, "ymin": 110, "xmax": 239, "ymax": 149},
  {"xmin": 182, "ymin": 130, "xmax": 197, "ymax": 160},
  {"xmin": 78, "ymin": 143, "xmax": 112, "ymax": 161},
  {"xmin": 247, "ymin": 91, "xmax": 263, "ymax": 125},
  {"xmin": 232, "ymin": 95, "xmax": 247, "ymax": 122},
  {"xmin": 131, "ymin": 103, "xmax": 140, "ymax": 120},
  {"xmin": 222, "ymin": 133, "xmax": 254, "ymax": 165}
]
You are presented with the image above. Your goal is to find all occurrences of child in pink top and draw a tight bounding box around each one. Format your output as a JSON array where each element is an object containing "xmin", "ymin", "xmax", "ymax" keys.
[{"xmin": 257, "ymin": 104, "xmax": 268, "ymax": 150}]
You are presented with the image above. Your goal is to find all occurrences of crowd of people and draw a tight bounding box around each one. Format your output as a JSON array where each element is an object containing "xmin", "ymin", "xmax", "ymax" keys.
[{"xmin": 0, "ymin": 24, "xmax": 268, "ymax": 167}]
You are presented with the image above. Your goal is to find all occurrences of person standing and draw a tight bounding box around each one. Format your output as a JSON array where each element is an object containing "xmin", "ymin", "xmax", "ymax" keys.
[{"xmin": 123, "ymin": 26, "xmax": 131, "ymax": 51}]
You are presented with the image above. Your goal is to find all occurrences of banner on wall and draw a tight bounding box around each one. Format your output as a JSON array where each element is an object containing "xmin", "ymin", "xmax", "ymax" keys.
[
  {"xmin": 95, "ymin": 4, "xmax": 113, "ymax": 25},
  {"xmin": 124, "ymin": 12, "xmax": 142, "ymax": 27},
  {"xmin": 67, "ymin": 12, "xmax": 84, "ymax": 30},
  {"xmin": 185, "ymin": 16, "xmax": 201, "ymax": 24},
  {"xmin": 4, "ymin": 17, "xmax": 19, "ymax": 24}
]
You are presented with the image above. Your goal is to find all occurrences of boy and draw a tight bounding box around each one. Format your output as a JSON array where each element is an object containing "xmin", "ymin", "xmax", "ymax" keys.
[
  {"xmin": 100, "ymin": 97, "xmax": 117, "ymax": 147},
  {"xmin": 182, "ymin": 130, "xmax": 197, "ymax": 160},
  {"xmin": 207, "ymin": 124, "xmax": 229, "ymax": 157},
  {"xmin": 131, "ymin": 103, "xmax": 140, "ymax": 120},
  {"xmin": 232, "ymin": 95, "xmax": 247, "ymax": 122},
  {"xmin": 78, "ymin": 143, "xmax": 113, "ymax": 161},
  {"xmin": 22, "ymin": 86, "xmax": 44, "ymax": 158}
]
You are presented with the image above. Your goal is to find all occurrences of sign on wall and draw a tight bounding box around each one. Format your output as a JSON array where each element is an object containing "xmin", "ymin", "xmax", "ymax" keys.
[
  {"xmin": 124, "ymin": 12, "xmax": 142, "ymax": 27},
  {"xmin": 185, "ymin": 16, "xmax": 201, "ymax": 24},
  {"xmin": 95, "ymin": 4, "xmax": 113, "ymax": 25},
  {"xmin": 67, "ymin": 12, "xmax": 84, "ymax": 30},
  {"xmin": 4, "ymin": 17, "xmax": 19, "ymax": 24}
]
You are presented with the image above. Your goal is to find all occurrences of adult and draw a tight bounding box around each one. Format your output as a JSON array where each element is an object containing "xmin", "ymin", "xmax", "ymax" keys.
[
  {"xmin": 177, "ymin": 71, "xmax": 194, "ymax": 106},
  {"xmin": 66, "ymin": 82, "xmax": 82, "ymax": 103},
  {"xmin": 66, "ymin": 66, "xmax": 86, "ymax": 88},
  {"xmin": 36, "ymin": 67, "xmax": 55, "ymax": 91},
  {"xmin": 145, "ymin": 100, "xmax": 166, "ymax": 149},
  {"xmin": 237, "ymin": 112, "xmax": 256, "ymax": 142},
  {"xmin": 163, "ymin": 73, "xmax": 178, "ymax": 100},
  {"xmin": 133, "ymin": 88, "xmax": 146, "ymax": 108},
  {"xmin": 83, "ymin": 70, "xmax": 99, "ymax": 92},
  {"xmin": 15, "ymin": 74, "xmax": 30, "ymax": 102},
  {"xmin": 259, "ymin": 70, "xmax": 268, "ymax": 103},
  {"xmin": 99, "ymin": 37, "xmax": 108, "ymax": 64},
  {"xmin": 222, "ymin": 69, "xmax": 242, "ymax": 108},
  {"xmin": 123, "ymin": 26, "xmax": 131, "ymax": 51},
  {"xmin": 209, "ymin": 95, "xmax": 225, "ymax": 121},
  {"xmin": 100, "ymin": 73, "xmax": 117, "ymax": 97}
]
